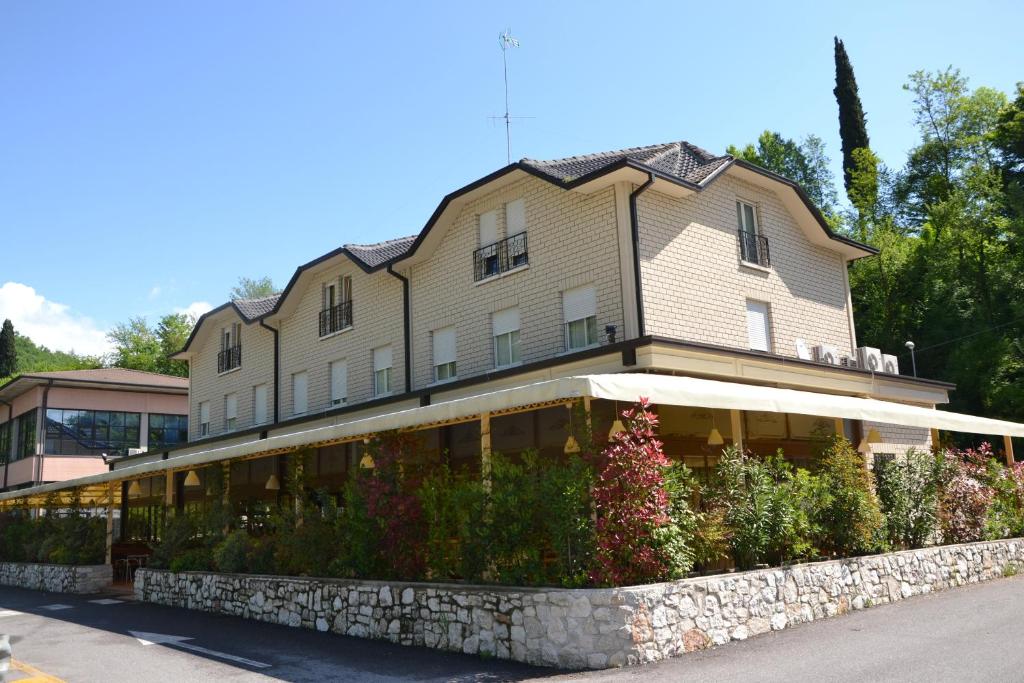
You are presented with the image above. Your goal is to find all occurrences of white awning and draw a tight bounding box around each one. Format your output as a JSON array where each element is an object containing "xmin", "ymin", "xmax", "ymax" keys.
[{"xmin": 2, "ymin": 373, "xmax": 1021, "ymax": 503}]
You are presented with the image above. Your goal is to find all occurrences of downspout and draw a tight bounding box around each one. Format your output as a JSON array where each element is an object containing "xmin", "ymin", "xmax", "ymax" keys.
[
  {"xmin": 1, "ymin": 399, "xmax": 11, "ymax": 490},
  {"xmin": 259, "ymin": 320, "xmax": 280, "ymax": 424},
  {"xmin": 35, "ymin": 380, "xmax": 53, "ymax": 485},
  {"xmin": 629, "ymin": 173, "xmax": 656, "ymax": 336},
  {"xmin": 387, "ymin": 265, "xmax": 412, "ymax": 393}
]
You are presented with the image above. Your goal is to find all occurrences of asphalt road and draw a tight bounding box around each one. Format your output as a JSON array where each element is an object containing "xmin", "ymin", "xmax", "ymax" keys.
[{"xmin": 1, "ymin": 575, "xmax": 1023, "ymax": 682}]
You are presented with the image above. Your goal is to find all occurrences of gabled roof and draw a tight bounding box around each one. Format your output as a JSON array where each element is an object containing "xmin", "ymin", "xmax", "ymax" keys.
[
  {"xmin": 0, "ymin": 368, "xmax": 188, "ymax": 403},
  {"xmin": 344, "ymin": 236, "xmax": 417, "ymax": 269},
  {"xmin": 232, "ymin": 294, "xmax": 281, "ymax": 321},
  {"xmin": 522, "ymin": 141, "xmax": 731, "ymax": 186}
]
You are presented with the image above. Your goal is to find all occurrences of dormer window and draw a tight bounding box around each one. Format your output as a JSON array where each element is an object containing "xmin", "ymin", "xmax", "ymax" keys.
[
  {"xmin": 218, "ymin": 322, "xmax": 242, "ymax": 373},
  {"xmin": 320, "ymin": 275, "xmax": 353, "ymax": 337},
  {"xmin": 473, "ymin": 201, "xmax": 529, "ymax": 282},
  {"xmin": 737, "ymin": 200, "xmax": 770, "ymax": 268}
]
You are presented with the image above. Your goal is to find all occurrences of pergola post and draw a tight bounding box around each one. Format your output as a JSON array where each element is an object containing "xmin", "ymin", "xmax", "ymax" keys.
[
  {"xmin": 222, "ymin": 462, "xmax": 232, "ymax": 533},
  {"xmin": 480, "ymin": 412, "xmax": 492, "ymax": 491},
  {"xmin": 730, "ymin": 410, "xmax": 744, "ymax": 452},
  {"xmin": 104, "ymin": 481, "xmax": 116, "ymax": 565},
  {"xmin": 1005, "ymin": 435, "xmax": 1016, "ymax": 467},
  {"xmin": 930, "ymin": 429, "xmax": 941, "ymax": 453},
  {"xmin": 164, "ymin": 471, "xmax": 174, "ymax": 512},
  {"xmin": 293, "ymin": 455, "xmax": 304, "ymax": 523}
]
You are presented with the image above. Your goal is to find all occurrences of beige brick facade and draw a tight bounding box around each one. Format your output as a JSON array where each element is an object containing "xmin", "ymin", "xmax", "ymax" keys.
[
  {"xmin": 188, "ymin": 309, "xmax": 275, "ymax": 440},
  {"xmin": 637, "ymin": 173, "xmax": 855, "ymax": 359},
  {"xmin": 277, "ymin": 257, "xmax": 405, "ymax": 417},
  {"xmin": 405, "ymin": 176, "xmax": 624, "ymax": 390}
]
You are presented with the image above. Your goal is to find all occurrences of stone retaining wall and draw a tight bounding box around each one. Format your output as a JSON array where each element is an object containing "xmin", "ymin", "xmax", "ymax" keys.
[
  {"xmin": 134, "ymin": 538, "xmax": 1024, "ymax": 669},
  {"xmin": 0, "ymin": 562, "xmax": 112, "ymax": 594}
]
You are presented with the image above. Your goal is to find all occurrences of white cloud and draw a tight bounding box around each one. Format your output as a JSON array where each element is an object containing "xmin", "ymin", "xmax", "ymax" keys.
[
  {"xmin": 148, "ymin": 285, "xmax": 162, "ymax": 300},
  {"xmin": 0, "ymin": 282, "xmax": 111, "ymax": 357},
  {"xmin": 175, "ymin": 301, "xmax": 214, "ymax": 321}
]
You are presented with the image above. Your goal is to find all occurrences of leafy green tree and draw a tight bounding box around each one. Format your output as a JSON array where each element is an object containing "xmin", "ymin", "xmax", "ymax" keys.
[
  {"xmin": 0, "ymin": 319, "xmax": 16, "ymax": 378},
  {"xmin": 106, "ymin": 314, "xmax": 194, "ymax": 377},
  {"xmin": 727, "ymin": 131, "xmax": 838, "ymax": 214},
  {"xmin": 833, "ymin": 36, "xmax": 873, "ymax": 204},
  {"xmin": 10, "ymin": 332, "xmax": 101, "ymax": 375},
  {"xmin": 230, "ymin": 276, "xmax": 277, "ymax": 301}
]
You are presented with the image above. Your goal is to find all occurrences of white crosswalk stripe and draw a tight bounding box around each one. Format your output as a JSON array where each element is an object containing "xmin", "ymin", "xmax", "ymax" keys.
[{"xmin": 40, "ymin": 604, "xmax": 73, "ymax": 611}]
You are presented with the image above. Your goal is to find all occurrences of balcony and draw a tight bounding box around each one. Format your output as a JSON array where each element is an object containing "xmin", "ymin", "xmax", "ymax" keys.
[
  {"xmin": 473, "ymin": 232, "xmax": 529, "ymax": 282},
  {"xmin": 217, "ymin": 344, "xmax": 241, "ymax": 373},
  {"xmin": 739, "ymin": 230, "xmax": 771, "ymax": 268},
  {"xmin": 319, "ymin": 300, "xmax": 353, "ymax": 337}
]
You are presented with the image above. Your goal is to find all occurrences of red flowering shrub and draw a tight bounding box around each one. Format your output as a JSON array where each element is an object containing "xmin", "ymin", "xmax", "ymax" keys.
[
  {"xmin": 939, "ymin": 444, "xmax": 995, "ymax": 543},
  {"xmin": 591, "ymin": 398, "xmax": 681, "ymax": 586}
]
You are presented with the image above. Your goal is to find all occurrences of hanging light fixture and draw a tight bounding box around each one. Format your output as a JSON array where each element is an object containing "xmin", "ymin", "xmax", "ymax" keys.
[
  {"xmin": 608, "ymin": 401, "xmax": 625, "ymax": 440},
  {"xmin": 707, "ymin": 427, "xmax": 724, "ymax": 446},
  {"xmin": 264, "ymin": 474, "xmax": 281, "ymax": 491},
  {"xmin": 184, "ymin": 470, "xmax": 201, "ymax": 487},
  {"xmin": 564, "ymin": 402, "xmax": 580, "ymax": 454},
  {"xmin": 127, "ymin": 481, "xmax": 142, "ymax": 499},
  {"xmin": 359, "ymin": 454, "xmax": 375, "ymax": 469},
  {"xmin": 866, "ymin": 428, "xmax": 883, "ymax": 443}
]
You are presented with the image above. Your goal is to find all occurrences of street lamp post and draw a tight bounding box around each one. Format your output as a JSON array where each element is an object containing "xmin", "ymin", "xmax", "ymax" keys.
[{"xmin": 905, "ymin": 340, "xmax": 917, "ymax": 377}]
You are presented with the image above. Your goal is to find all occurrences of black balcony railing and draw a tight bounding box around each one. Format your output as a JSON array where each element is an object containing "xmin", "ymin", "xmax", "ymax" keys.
[
  {"xmin": 319, "ymin": 300, "xmax": 353, "ymax": 337},
  {"xmin": 738, "ymin": 230, "xmax": 771, "ymax": 268},
  {"xmin": 473, "ymin": 232, "xmax": 529, "ymax": 282},
  {"xmin": 217, "ymin": 344, "xmax": 241, "ymax": 373}
]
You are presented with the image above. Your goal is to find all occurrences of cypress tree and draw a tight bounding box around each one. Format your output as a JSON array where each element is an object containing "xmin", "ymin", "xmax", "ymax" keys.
[
  {"xmin": 833, "ymin": 37, "xmax": 871, "ymax": 198},
  {"xmin": 0, "ymin": 319, "xmax": 16, "ymax": 377}
]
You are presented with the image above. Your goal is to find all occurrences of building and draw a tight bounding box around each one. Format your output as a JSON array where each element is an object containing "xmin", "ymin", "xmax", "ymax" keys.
[
  {"xmin": 0, "ymin": 369, "xmax": 188, "ymax": 492},
  {"xmin": 2, "ymin": 140, "xmax": 1022, "ymax": 541}
]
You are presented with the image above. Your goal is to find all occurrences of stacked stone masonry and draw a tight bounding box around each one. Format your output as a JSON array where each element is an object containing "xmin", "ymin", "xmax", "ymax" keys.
[
  {"xmin": 135, "ymin": 538, "xmax": 1024, "ymax": 670},
  {"xmin": 0, "ymin": 562, "xmax": 112, "ymax": 594}
]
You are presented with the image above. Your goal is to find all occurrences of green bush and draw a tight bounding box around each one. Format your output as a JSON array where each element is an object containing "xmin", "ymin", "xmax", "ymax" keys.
[
  {"xmin": 213, "ymin": 530, "xmax": 252, "ymax": 574},
  {"xmin": 169, "ymin": 547, "xmax": 213, "ymax": 572},
  {"xmin": 812, "ymin": 436, "xmax": 886, "ymax": 556},
  {"xmin": 875, "ymin": 449, "xmax": 940, "ymax": 549}
]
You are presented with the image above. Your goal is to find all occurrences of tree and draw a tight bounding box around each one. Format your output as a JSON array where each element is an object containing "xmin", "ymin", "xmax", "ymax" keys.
[
  {"xmin": 106, "ymin": 314, "xmax": 194, "ymax": 377},
  {"xmin": 833, "ymin": 36, "xmax": 873, "ymax": 204},
  {"xmin": 229, "ymin": 276, "xmax": 277, "ymax": 301},
  {"xmin": 727, "ymin": 131, "xmax": 838, "ymax": 215},
  {"xmin": 0, "ymin": 319, "xmax": 16, "ymax": 378}
]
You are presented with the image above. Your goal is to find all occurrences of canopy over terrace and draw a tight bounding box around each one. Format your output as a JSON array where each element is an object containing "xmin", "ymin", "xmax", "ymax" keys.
[{"xmin": 2, "ymin": 372, "xmax": 1023, "ymax": 507}]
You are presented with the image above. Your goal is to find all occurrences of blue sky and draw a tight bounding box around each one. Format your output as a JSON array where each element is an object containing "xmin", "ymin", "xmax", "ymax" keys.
[{"xmin": 1, "ymin": 1, "xmax": 1021, "ymax": 355}]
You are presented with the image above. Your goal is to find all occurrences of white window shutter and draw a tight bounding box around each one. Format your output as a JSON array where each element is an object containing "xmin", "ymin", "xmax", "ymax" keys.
[
  {"xmin": 373, "ymin": 346, "xmax": 392, "ymax": 370},
  {"xmin": 562, "ymin": 285, "xmax": 596, "ymax": 323},
  {"xmin": 225, "ymin": 393, "xmax": 238, "ymax": 420},
  {"xmin": 506, "ymin": 199, "xmax": 526, "ymax": 236},
  {"xmin": 746, "ymin": 300, "xmax": 770, "ymax": 351},
  {"xmin": 199, "ymin": 402, "xmax": 210, "ymax": 423},
  {"xmin": 492, "ymin": 307, "xmax": 520, "ymax": 336},
  {"xmin": 479, "ymin": 210, "xmax": 499, "ymax": 247},
  {"xmin": 293, "ymin": 372, "xmax": 308, "ymax": 414},
  {"xmin": 330, "ymin": 360, "xmax": 348, "ymax": 403},
  {"xmin": 432, "ymin": 327, "xmax": 456, "ymax": 365},
  {"xmin": 253, "ymin": 385, "xmax": 268, "ymax": 424}
]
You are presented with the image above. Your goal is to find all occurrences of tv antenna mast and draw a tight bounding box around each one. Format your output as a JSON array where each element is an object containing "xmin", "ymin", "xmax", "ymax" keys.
[{"xmin": 494, "ymin": 29, "xmax": 530, "ymax": 165}]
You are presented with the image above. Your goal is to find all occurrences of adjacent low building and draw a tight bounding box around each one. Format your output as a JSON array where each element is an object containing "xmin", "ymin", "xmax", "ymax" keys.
[{"xmin": 0, "ymin": 369, "xmax": 188, "ymax": 492}]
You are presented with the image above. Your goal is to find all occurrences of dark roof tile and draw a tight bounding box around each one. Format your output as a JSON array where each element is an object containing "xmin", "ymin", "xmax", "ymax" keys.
[
  {"xmin": 522, "ymin": 140, "xmax": 731, "ymax": 186},
  {"xmin": 232, "ymin": 294, "xmax": 281, "ymax": 321},
  {"xmin": 344, "ymin": 235, "xmax": 417, "ymax": 269}
]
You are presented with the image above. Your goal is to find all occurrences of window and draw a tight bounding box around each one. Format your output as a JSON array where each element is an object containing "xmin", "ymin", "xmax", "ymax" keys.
[
  {"xmin": 746, "ymin": 300, "xmax": 771, "ymax": 352},
  {"xmin": 432, "ymin": 327, "xmax": 457, "ymax": 382},
  {"xmin": 218, "ymin": 322, "xmax": 242, "ymax": 372},
  {"xmin": 12, "ymin": 409, "xmax": 37, "ymax": 461},
  {"xmin": 44, "ymin": 408, "xmax": 141, "ymax": 456},
  {"xmin": 478, "ymin": 210, "xmax": 500, "ymax": 277},
  {"xmin": 492, "ymin": 307, "xmax": 521, "ymax": 368},
  {"xmin": 148, "ymin": 414, "xmax": 188, "ymax": 450},
  {"xmin": 330, "ymin": 360, "xmax": 348, "ymax": 406},
  {"xmin": 506, "ymin": 199, "xmax": 528, "ymax": 268},
  {"xmin": 224, "ymin": 393, "xmax": 238, "ymax": 431},
  {"xmin": 320, "ymin": 275, "xmax": 353, "ymax": 336},
  {"xmin": 373, "ymin": 346, "xmax": 392, "ymax": 396},
  {"xmin": 737, "ymin": 200, "xmax": 758, "ymax": 234},
  {"xmin": 199, "ymin": 402, "xmax": 210, "ymax": 437},
  {"xmin": 736, "ymin": 200, "xmax": 769, "ymax": 267},
  {"xmin": 253, "ymin": 384, "xmax": 268, "ymax": 425},
  {"xmin": 293, "ymin": 371, "xmax": 308, "ymax": 415},
  {"xmin": 563, "ymin": 285, "xmax": 598, "ymax": 351},
  {"xmin": 0, "ymin": 421, "xmax": 10, "ymax": 465}
]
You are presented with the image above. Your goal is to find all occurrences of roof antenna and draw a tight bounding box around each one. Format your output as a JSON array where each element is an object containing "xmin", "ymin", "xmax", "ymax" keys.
[{"xmin": 496, "ymin": 29, "xmax": 521, "ymax": 165}]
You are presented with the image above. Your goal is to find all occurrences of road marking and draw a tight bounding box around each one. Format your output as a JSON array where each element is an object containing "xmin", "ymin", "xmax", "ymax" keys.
[
  {"xmin": 39, "ymin": 605, "xmax": 72, "ymax": 611},
  {"xmin": 88, "ymin": 599, "xmax": 124, "ymax": 605},
  {"xmin": 10, "ymin": 658, "xmax": 66, "ymax": 682},
  {"xmin": 0, "ymin": 610, "xmax": 23, "ymax": 618},
  {"xmin": 129, "ymin": 631, "xmax": 271, "ymax": 669}
]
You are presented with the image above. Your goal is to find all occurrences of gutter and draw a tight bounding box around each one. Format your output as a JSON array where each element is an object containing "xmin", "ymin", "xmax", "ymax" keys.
[
  {"xmin": 387, "ymin": 265, "xmax": 413, "ymax": 393},
  {"xmin": 629, "ymin": 173, "xmax": 656, "ymax": 336},
  {"xmin": 259, "ymin": 320, "xmax": 280, "ymax": 424}
]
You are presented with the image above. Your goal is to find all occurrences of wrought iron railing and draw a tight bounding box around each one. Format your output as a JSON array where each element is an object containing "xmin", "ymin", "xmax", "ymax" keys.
[
  {"xmin": 319, "ymin": 300, "xmax": 353, "ymax": 337},
  {"xmin": 473, "ymin": 232, "xmax": 529, "ymax": 282},
  {"xmin": 217, "ymin": 344, "xmax": 241, "ymax": 373},
  {"xmin": 738, "ymin": 230, "xmax": 770, "ymax": 268}
]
